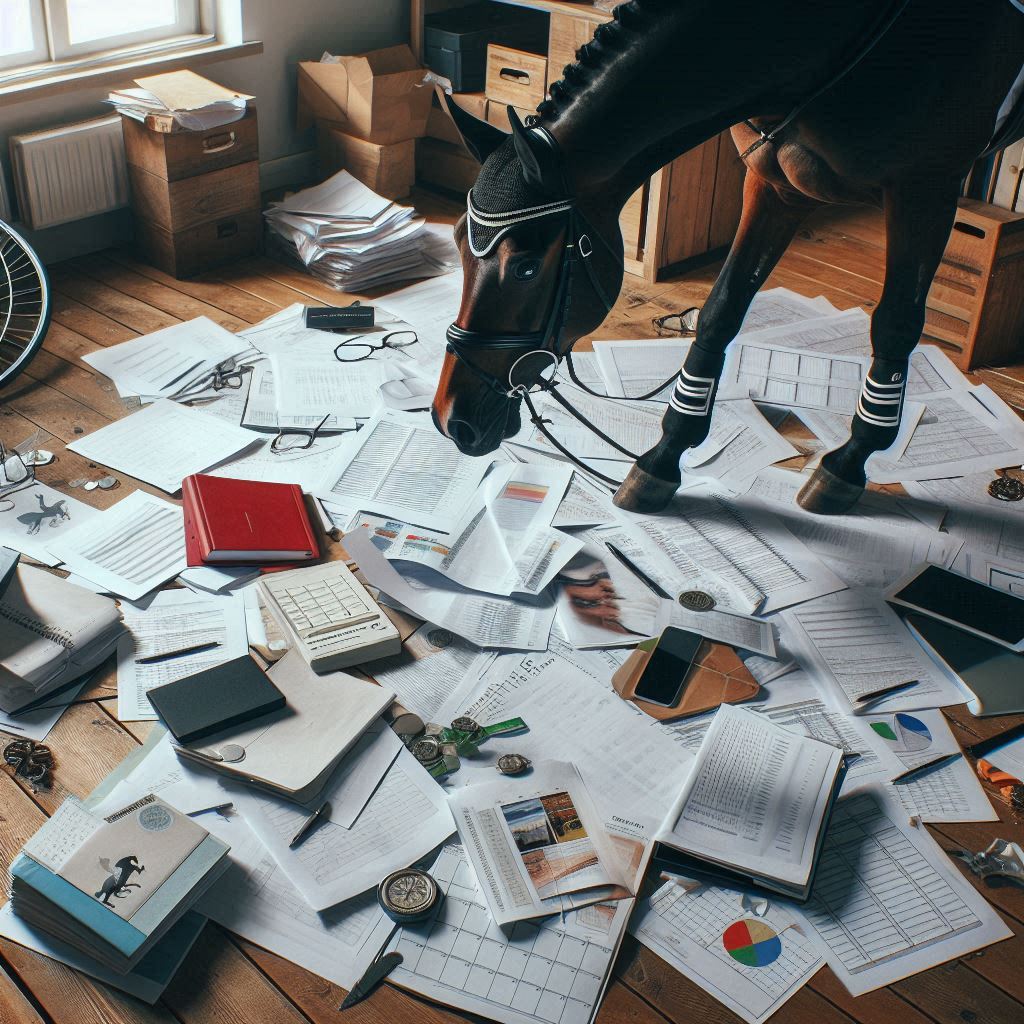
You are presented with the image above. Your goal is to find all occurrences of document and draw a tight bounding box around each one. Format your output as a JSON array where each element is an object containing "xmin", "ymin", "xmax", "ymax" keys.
[
  {"xmin": 740, "ymin": 286, "xmax": 836, "ymax": 329},
  {"xmin": 557, "ymin": 350, "xmax": 606, "ymax": 394},
  {"xmin": 719, "ymin": 339, "xmax": 868, "ymax": 414},
  {"xmin": 449, "ymin": 760, "xmax": 631, "ymax": 923},
  {"xmin": 116, "ymin": 589, "xmax": 248, "ymax": 721},
  {"xmin": 863, "ymin": 709, "xmax": 997, "ymax": 823},
  {"xmin": 206, "ymin": 434, "xmax": 351, "ymax": 491},
  {"xmin": 345, "ymin": 525, "xmax": 557, "ymax": 651},
  {"xmin": 237, "ymin": 303, "xmax": 343, "ymax": 357},
  {"xmin": 551, "ymin": 471, "xmax": 616, "ymax": 528},
  {"xmin": 0, "ymin": 679, "xmax": 90, "ymax": 742},
  {"xmin": 377, "ymin": 271, "xmax": 462, "ymax": 366},
  {"xmin": 66, "ymin": 400, "xmax": 259, "ymax": 494},
  {"xmin": 593, "ymin": 338, "xmax": 689, "ymax": 400},
  {"xmin": 657, "ymin": 704, "xmax": 844, "ymax": 895},
  {"xmin": 793, "ymin": 788, "xmax": 1011, "ymax": 995},
  {"xmin": 512, "ymin": 385, "xmax": 664, "ymax": 462},
  {"xmin": 630, "ymin": 487, "xmax": 847, "ymax": 613},
  {"xmin": 82, "ymin": 316, "xmax": 247, "ymax": 400},
  {"xmin": 667, "ymin": 603, "xmax": 776, "ymax": 657},
  {"xmin": 553, "ymin": 531, "xmax": 670, "ymax": 649},
  {"xmin": 46, "ymin": 491, "xmax": 187, "ymax": 600},
  {"xmin": 685, "ymin": 399, "xmax": 800, "ymax": 492},
  {"xmin": 632, "ymin": 879, "xmax": 822, "ymax": 1024},
  {"xmin": 371, "ymin": 464, "xmax": 581, "ymax": 597},
  {"xmin": 743, "ymin": 307, "xmax": 869, "ymax": 354},
  {"xmin": 367, "ymin": 622, "xmax": 494, "ymax": 720},
  {"xmin": 871, "ymin": 386, "xmax": 1024, "ymax": 483},
  {"xmin": 271, "ymin": 353, "xmax": 396, "ymax": 424},
  {"xmin": 437, "ymin": 650, "xmax": 691, "ymax": 883},
  {"xmin": 0, "ymin": 481, "xmax": 99, "ymax": 567},
  {"xmin": 782, "ymin": 589, "xmax": 969, "ymax": 712},
  {"xmin": 318, "ymin": 410, "xmax": 494, "ymax": 534},
  {"xmin": 387, "ymin": 842, "xmax": 631, "ymax": 1024},
  {"xmin": 234, "ymin": 746, "xmax": 455, "ymax": 912}
]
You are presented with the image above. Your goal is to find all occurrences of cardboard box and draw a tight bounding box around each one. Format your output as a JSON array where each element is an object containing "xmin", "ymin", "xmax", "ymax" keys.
[
  {"xmin": 485, "ymin": 45, "xmax": 547, "ymax": 110},
  {"xmin": 317, "ymin": 125, "xmax": 415, "ymax": 200},
  {"xmin": 426, "ymin": 93, "xmax": 489, "ymax": 146},
  {"xmin": 416, "ymin": 137, "xmax": 479, "ymax": 195},
  {"xmin": 297, "ymin": 45, "xmax": 431, "ymax": 145}
]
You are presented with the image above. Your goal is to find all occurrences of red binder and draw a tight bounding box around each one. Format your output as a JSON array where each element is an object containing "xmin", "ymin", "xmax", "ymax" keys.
[{"xmin": 182, "ymin": 474, "xmax": 319, "ymax": 565}]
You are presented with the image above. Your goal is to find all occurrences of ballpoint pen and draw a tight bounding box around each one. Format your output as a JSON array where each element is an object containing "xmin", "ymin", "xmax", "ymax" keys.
[
  {"xmin": 604, "ymin": 541, "xmax": 672, "ymax": 600},
  {"xmin": 136, "ymin": 641, "xmax": 221, "ymax": 664},
  {"xmin": 854, "ymin": 679, "xmax": 917, "ymax": 707},
  {"xmin": 892, "ymin": 752, "xmax": 962, "ymax": 784},
  {"xmin": 289, "ymin": 800, "xmax": 330, "ymax": 849}
]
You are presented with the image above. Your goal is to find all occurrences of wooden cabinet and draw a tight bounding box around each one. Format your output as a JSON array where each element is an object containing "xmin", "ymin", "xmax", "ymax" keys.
[{"xmin": 412, "ymin": 0, "xmax": 744, "ymax": 281}]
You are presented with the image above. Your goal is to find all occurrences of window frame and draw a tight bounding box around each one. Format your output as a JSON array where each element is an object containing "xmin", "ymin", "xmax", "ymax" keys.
[
  {"xmin": 0, "ymin": 0, "xmax": 51, "ymax": 73},
  {"xmin": 47, "ymin": 0, "xmax": 202, "ymax": 61}
]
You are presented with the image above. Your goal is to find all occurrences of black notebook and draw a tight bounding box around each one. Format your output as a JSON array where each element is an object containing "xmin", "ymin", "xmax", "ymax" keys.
[{"xmin": 147, "ymin": 655, "xmax": 286, "ymax": 744}]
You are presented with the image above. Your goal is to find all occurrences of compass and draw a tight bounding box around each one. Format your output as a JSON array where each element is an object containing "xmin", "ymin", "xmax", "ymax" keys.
[{"xmin": 377, "ymin": 868, "xmax": 442, "ymax": 923}]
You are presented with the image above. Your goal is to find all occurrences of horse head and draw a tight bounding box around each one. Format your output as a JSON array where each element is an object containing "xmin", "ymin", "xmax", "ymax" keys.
[{"xmin": 431, "ymin": 98, "xmax": 624, "ymax": 456}]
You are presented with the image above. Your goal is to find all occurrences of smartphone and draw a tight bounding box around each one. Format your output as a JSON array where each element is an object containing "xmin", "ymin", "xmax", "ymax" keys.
[
  {"xmin": 886, "ymin": 564, "xmax": 1024, "ymax": 653},
  {"xmin": 634, "ymin": 627, "xmax": 705, "ymax": 707}
]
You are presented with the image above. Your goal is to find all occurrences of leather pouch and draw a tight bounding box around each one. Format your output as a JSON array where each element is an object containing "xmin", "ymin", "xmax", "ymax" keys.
[{"xmin": 612, "ymin": 637, "xmax": 760, "ymax": 721}]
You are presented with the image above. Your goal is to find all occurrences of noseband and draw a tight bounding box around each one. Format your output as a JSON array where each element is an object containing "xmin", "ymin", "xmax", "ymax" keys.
[{"xmin": 445, "ymin": 128, "xmax": 677, "ymax": 484}]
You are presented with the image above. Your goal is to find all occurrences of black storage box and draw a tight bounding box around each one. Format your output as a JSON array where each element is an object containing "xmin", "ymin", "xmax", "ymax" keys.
[{"xmin": 424, "ymin": 2, "xmax": 547, "ymax": 92}]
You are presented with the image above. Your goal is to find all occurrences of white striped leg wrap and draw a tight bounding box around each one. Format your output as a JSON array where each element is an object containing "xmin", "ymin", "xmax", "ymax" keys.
[
  {"xmin": 668, "ymin": 369, "xmax": 715, "ymax": 416},
  {"xmin": 856, "ymin": 374, "xmax": 905, "ymax": 428}
]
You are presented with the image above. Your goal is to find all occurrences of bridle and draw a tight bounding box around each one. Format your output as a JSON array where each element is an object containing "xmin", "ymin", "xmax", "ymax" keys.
[{"xmin": 444, "ymin": 125, "xmax": 678, "ymax": 486}]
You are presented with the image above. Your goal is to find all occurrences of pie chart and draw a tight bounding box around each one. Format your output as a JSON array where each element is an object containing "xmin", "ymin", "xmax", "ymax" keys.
[
  {"xmin": 722, "ymin": 919, "xmax": 782, "ymax": 967},
  {"xmin": 871, "ymin": 713, "xmax": 931, "ymax": 753}
]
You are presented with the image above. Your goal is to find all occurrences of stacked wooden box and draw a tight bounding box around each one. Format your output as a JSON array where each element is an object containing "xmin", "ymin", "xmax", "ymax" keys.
[{"xmin": 122, "ymin": 109, "xmax": 261, "ymax": 279}]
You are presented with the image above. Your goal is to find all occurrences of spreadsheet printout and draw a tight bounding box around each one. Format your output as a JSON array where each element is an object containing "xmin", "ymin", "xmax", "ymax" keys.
[
  {"xmin": 792, "ymin": 789, "xmax": 1010, "ymax": 994},
  {"xmin": 632, "ymin": 880, "xmax": 822, "ymax": 1024},
  {"xmin": 387, "ymin": 843, "xmax": 630, "ymax": 1024}
]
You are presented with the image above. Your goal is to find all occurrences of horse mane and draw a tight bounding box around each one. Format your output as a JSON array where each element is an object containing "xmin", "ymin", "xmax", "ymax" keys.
[{"xmin": 534, "ymin": 0, "xmax": 669, "ymax": 124}]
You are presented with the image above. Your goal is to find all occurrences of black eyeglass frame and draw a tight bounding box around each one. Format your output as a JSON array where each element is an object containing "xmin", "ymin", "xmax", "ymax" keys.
[
  {"xmin": 269, "ymin": 412, "xmax": 332, "ymax": 454},
  {"xmin": 333, "ymin": 330, "xmax": 419, "ymax": 363}
]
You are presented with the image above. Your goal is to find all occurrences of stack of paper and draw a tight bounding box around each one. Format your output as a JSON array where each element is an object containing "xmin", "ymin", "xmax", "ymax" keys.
[
  {"xmin": 105, "ymin": 70, "xmax": 250, "ymax": 132},
  {"xmin": 264, "ymin": 171, "xmax": 458, "ymax": 291}
]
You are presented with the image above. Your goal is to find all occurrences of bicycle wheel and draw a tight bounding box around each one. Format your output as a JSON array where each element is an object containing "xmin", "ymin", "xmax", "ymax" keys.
[{"xmin": 0, "ymin": 220, "xmax": 50, "ymax": 389}]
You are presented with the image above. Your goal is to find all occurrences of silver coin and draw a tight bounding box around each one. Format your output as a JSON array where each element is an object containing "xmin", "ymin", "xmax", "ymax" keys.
[
  {"xmin": 678, "ymin": 590, "xmax": 716, "ymax": 612},
  {"xmin": 68, "ymin": 478, "xmax": 87, "ymax": 488},
  {"xmin": 97, "ymin": 476, "xmax": 118, "ymax": 489},
  {"xmin": 218, "ymin": 743, "xmax": 246, "ymax": 763},
  {"xmin": 84, "ymin": 481, "xmax": 98, "ymax": 491},
  {"xmin": 427, "ymin": 628, "xmax": 454, "ymax": 649},
  {"xmin": 411, "ymin": 737, "xmax": 441, "ymax": 764},
  {"xmin": 496, "ymin": 754, "xmax": 532, "ymax": 776},
  {"xmin": 450, "ymin": 715, "xmax": 479, "ymax": 734}
]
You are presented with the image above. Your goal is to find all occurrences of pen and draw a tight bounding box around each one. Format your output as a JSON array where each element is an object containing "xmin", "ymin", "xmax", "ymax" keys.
[
  {"xmin": 289, "ymin": 800, "xmax": 330, "ymax": 849},
  {"xmin": 892, "ymin": 752, "xmax": 962, "ymax": 784},
  {"xmin": 137, "ymin": 641, "xmax": 221, "ymax": 664},
  {"xmin": 854, "ymin": 679, "xmax": 918, "ymax": 705},
  {"xmin": 604, "ymin": 542, "xmax": 672, "ymax": 600},
  {"xmin": 161, "ymin": 360, "xmax": 205, "ymax": 391},
  {"xmin": 186, "ymin": 801, "xmax": 234, "ymax": 817}
]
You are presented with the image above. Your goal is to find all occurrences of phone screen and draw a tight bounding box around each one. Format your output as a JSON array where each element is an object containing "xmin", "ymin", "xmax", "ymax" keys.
[
  {"xmin": 892, "ymin": 566, "xmax": 1024, "ymax": 646},
  {"xmin": 634, "ymin": 628, "xmax": 704, "ymax": 707}
]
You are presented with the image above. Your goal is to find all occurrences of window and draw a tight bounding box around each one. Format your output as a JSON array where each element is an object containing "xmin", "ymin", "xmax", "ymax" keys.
[{"xmin": 0, "ymin": 0, "xmax": 208, "ymax": 80}]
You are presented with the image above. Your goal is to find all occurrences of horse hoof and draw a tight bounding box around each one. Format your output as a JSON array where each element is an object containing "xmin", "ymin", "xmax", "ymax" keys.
[
  {"xmin": 613, "ymin": 466, "xmax": 678, "ymax": 513},
  {"xmin": 796, "ymin": 465, "xmax": 864, "ymax": 515}
]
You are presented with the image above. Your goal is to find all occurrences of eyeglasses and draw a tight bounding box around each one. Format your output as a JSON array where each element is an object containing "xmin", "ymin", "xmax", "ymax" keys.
[
  {"xmin": 171, "ymin": 358, "xmax": 250, "ymax": 400},
  {"xmin": 270, "ymin": 412, "xmax": 331, "ymax": 453},
  {"xmin": 507, "ymin": 349, "xmax": 559, "ymax": 395},
  {"xmin": 0, "ymin": 443, "xmax": 35, "ymax": 500},
  {"xmin": 334, "ymin": 330, "xmax": 419, "ymax": 363},
  {"xmin": 652, "ymin": 306, "xmax": 700, "ymax": 337}
]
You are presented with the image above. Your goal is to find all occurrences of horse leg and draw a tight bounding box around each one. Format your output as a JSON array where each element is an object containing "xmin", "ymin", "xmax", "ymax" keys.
[
  {"xmin": 797, "ymin": 181, "xmax": 960, "ymax": 514},
  {"xmin": 614, "ymin": 173, "xmax": 815, "ymax": 513}
]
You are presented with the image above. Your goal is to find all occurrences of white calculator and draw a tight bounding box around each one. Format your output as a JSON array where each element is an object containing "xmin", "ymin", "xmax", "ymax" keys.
[{"xmin": 258, "ymin": 561, "xmax": 401, "ymax": 672}]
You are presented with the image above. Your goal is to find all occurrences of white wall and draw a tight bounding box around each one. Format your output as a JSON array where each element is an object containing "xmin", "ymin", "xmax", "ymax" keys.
[{"xmin": 1, "ymin": 0, "xmax": 409, "ymax": 259}]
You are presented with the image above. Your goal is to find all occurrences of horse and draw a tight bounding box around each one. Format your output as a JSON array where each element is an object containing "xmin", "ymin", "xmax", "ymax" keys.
[
  {"xmin": 430, "ymin": 0, "xmax": 1024, "ymax": 515},
  {"xmin": 17, "ymin": 492, "xmax": 70, "ymax": 535}
]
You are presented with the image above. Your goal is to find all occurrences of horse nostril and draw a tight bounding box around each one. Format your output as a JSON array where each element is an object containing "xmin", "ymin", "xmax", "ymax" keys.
[{"xmin": 447, "ymin": 418, "xmax": 481, "ymax": 451}]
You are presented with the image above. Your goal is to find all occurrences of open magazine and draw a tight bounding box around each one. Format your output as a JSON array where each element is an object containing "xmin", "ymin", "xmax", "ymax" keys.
[{"xmin": 448, "ymin": 760, "xmax": 632, "ymax": 925}]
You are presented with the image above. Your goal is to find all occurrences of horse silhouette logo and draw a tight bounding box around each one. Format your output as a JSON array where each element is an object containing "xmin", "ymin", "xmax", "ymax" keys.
[
  {"xmin": 17, "ymin": 493, "xmax": 69, "ymax": 536},
  {"xmin": 94, "ymin": 855, "xmax": 145, "ymax": 906}
]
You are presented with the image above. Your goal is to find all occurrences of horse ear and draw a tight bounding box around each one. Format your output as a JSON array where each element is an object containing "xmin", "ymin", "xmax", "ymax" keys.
[
  {"xmin": 443, "ymin": 92, "xmax": 506, "ymax": 164},
  {"xmin": 508, "ymin": 106, "xmax": 564, "ymax": 195}
]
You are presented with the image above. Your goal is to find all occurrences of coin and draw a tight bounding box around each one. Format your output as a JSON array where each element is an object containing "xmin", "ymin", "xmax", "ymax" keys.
[
  {"xmin": 218, "ymin": 744, "xmax": 246, "ymax": 763},
  {"xmin": 678, "ymin": 590, "xmax": 716, "ymax": 611},
  {"xmin": 496, "ymin": 753, "xmax": 532, "ymax": 775},
  {"xmin": 989, "ymin": 476, "xmax": 1024, "ymax": 502},
  {"xmin": 411, "ymin": 737, "xmax": 442, "ymax": 764},
  {"xmin": 22, "ymin": 450, "xmax": 54, "ymax": 466},
  {"xmin": 391, "ymin": 712, "xmax": 425, "ymax": 737},
  {"xmin": 68, "ymin": 478, "xmax": 87, "ymax": 488},
  {"xmin": 97, "ymin": 476, "xmax": 118, "ymax": 489},
  {"xmin": 450, "ymin": 715, "xmax": 479, "ymax": 734},
  {"xmin": 378, "ymin": 868, "xmax": 442, "ymax": 923}
]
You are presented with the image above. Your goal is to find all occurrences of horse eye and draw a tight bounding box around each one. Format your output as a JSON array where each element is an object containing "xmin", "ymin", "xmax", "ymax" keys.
[{"xmin": 514, "ymin": 259, "xmax": 540, "ymax": 281}]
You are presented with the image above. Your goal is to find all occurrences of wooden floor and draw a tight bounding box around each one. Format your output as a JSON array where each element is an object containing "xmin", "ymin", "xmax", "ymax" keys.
[{"xmin": 2, "ymin": 193, "xmax": 1024, "ymax": 1024}]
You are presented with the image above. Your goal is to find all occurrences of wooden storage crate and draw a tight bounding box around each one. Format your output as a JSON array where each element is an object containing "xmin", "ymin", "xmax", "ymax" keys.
[
  {"xmin": 485, "ymin": 44, "xmax": 547, "ymax": 109},
  {"xmin": 924, "ymin": 199, "xmax": 1024, "ymax": 369},
  {"xmin": 121, "ymin": 106, "xmax": 261, "ymax": 278}
]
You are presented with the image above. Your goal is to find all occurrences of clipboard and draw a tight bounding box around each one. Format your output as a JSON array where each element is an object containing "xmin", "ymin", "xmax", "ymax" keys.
[{"xmin": 611, "ymin": 636, "xmax": 760, "ymax": 721}]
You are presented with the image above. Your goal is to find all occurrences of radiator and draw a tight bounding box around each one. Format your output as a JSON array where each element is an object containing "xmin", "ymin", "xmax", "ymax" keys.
[{"xmin": 10, "ymin": 115, "xmax": 129, "ymax": 231}]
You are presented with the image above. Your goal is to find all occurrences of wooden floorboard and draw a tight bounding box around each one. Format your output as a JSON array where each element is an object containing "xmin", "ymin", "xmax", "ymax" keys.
[{"xmin": 1, "ymin": 197, "xmax": 1023, "ymax": 1024}]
